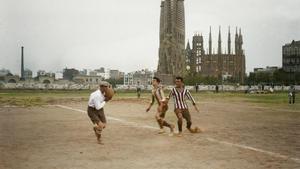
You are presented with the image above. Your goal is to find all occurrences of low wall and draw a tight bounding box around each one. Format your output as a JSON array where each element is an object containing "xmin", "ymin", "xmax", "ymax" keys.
[
  {"xmin": 0, "ymin": 82, "xmax": 99, "ymax": 90},
  {"xmin": 0, "ymin": 82, "xmax": 299, "ymax": 92}
]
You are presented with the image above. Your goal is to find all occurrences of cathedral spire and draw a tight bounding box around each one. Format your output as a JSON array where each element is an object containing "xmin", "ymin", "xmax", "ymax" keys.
[
  {"xmin": 228, "ymin": 26, "xmax": 231, "ymax": 54},
  {"xmin": 235, "ymin": 27, "xmax": 239, "ymax": 55},
  {"xmin": 209, "ymin": 26, "xmax": 212, "ymax": 55},
  {"xmin": 186, "ymin": 40, "xmax": 191, "ymax": 50},
  {"xmin": 239, "ymin": 28, "xmax": 243, "ymax": 45},
  {"xmin": 218, "ymin": 26, "xmax": 222, "ymax": 55},
  {"xmin": 239, "ymin": 28, "xmax": 243, "ymax": 55}
]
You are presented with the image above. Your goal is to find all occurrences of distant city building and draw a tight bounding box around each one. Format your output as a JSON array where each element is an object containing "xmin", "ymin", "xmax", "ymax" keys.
[
  {"xmin": 282, "ymin": 40, "xmax": 300, "ymax": 73},
  {"xmin": 95, "ymin": 67, "xmax": 105, "ymax": 73},
  {"xmin": 6, "ymin": 75, "xmax": 20, "ymax": 83},
  {"xmin": 24, "ymin": 69, "xmax": 33, "ymax": 80},
  {"xmin": 124, "ymin": 69, "xmax": 154, "ymax": 86},
  {"xmin": 109, "ymin": 70, "xmax": 124, "ymax": 80},
  {"xmin": 124, "ymin": 73, "xmax": 133, "ymax": 86},
  {"xmin": 0, "ymin": 69, "xmax": 20, "ymax": 83},
  {"xmin": 38, "ymin": 70, "xmax": 55, "ymax": 78},
  {"xmin": 0, "ymin": 72, "xmax": 20, "ymax": 83},
  {"xmin": 89, "ymin": 70, "xmax": 97, "ymax": 76},
  {"xmin": 94, "ymin": 68, "xmax": 110, "ymax": 79},
  {"xmin": 0, "ymin": 69, "xmax": 10, "ymax": 76},
  {"xmin": 186, "ymin": 27, "xmax": 246, "ymax": 83},
  {"xmin": 253, "ymin": 66, "xmax": 279, "ymax": 73},
  {"xmin": 37, "ymin": 70, "xmax": 55, "ymax": 84},
  {"xmin": 55, "ymin": 72, "xmax": 63, "ymax": 79},
  {"xmin": 0, "ymin": 68, "xmax": 27, "ymax": 83},
  {"xmin": 63, "ymin": 68, "xmax": 79, "ymax": 81},
  {"xmin": 79, "ymin": 69, "xmax": 88, "ymax": 76},
  {"xmin": 73, "ymin": 75, "xmax": 104, "ymax": 84}
]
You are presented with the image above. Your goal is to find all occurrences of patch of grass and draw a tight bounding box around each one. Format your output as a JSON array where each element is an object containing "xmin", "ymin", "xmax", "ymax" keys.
[
  {"xmin": 0, "ymin": 90, "xmax": 150, "ymax": 107},
  {"xmin": 244, "ymin": 94, "xmax": 287, "ymax": 104},
  {"xmin": 0, "ymin": 89, "xmax": 298, "ymax": 110}
]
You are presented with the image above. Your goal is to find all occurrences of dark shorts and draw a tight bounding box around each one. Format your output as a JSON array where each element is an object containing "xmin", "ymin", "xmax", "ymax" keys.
[
  {"xmin": 87, "ymin": 106, "xmax": 106, "ymax": 124},
  {"xmin": 174, "ymin": 108, "xmax": 191, "ymax": 122}
]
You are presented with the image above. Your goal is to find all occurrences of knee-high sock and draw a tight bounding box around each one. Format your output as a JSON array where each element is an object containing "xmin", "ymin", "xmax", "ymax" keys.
[
  {"xmin": 162, "ymin": 120, "xmax": 171, "ymax": 128},
  {"xmin": 156, "ymin": 119, "xmax": 163, "ymax": 129},
  {"xmin": 178, "ymin": 120, "xmax": 183, "ymax": 132},
  {"xmin": 187, "ymin": 121, "xmax": 192, "ymax": 129}
]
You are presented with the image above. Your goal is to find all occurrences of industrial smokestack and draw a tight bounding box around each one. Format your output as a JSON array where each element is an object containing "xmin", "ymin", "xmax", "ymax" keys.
[{"xmin": 21, "ymin": 46, "xmax": 24, "ymax": 80}]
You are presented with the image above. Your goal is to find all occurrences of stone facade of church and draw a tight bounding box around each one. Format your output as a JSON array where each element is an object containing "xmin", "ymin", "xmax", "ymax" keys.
[{"xmin": 186, "ymin": 27, "xmax": 246, "ymax": 83}]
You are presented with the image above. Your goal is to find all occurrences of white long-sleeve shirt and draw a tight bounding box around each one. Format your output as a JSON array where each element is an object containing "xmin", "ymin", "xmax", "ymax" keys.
[{"xmin": 88, "ymin": 89, "xmax": 106, "ymax": 110}]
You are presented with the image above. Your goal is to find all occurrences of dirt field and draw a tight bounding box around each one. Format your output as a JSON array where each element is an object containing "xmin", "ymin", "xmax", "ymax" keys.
[{"xmin": 0, "ymin": 98, "xmax": 300, "ymax": 169}]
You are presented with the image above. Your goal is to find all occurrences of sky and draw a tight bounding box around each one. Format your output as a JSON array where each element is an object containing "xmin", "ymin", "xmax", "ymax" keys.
[{"xmin": 1, "ymin": 0, "xmax": 300, "ymax": 76}]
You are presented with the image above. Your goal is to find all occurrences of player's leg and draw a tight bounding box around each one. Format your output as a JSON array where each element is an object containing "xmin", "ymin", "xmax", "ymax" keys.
[
  {"xmin": 97, "ymin": 108, "xmax": 107, "ymax": 143},
  {"xmin": 155, "ymin": 112, "xmax": 164, "ymax": 129},
  {"xmin": 182, "ymin": 109, "xmax": 201, "ymax": 133},
  {"xmin": 175, "ymin": 109, "xmax": 184, "ymax": 136},
  {"xmin": 182, "ymin": 109, "xmax": 193, "ymax": 132},
  {"xmin": 159, "ymin": 105, "xmax": 174, "ymax": 134},
  {"xmin": 182, "ymin": 109, "xmax": 192, "ymax": 130},
  {"xmin": 155, "ymin": 106, "xmax": 165, "ymax": 134},
  {"xmin": 87, "ymin": 107, "xmax": 103, "ymax": 143},
  {"xmin": 98, "ymin": 108, "xmax": 107, "ymax": 128}
]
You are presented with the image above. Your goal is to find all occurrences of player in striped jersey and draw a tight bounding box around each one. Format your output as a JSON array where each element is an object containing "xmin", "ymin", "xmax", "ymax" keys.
[
  {"xmin": 146, "ymin": 77, "xmax": 175, "ymax": 135},
  {"xmin": 167, "ymin": 76, "xmax": 201, "ymax": 136}
]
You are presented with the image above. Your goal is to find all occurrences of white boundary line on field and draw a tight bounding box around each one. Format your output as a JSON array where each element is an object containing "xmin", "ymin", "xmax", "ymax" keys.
[{"xmin": 54, "ymin": 104, "xmax": 300, "ymax": 164}]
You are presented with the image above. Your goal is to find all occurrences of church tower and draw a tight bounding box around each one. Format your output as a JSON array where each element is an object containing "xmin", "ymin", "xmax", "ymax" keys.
[
  {"xmin": 209, "ymin": 26, "xmax": 212, "ymax": 55},
  {"xmin": 218, "ymin": 26, "xmax": 222, "ymax": 55},
  {"xmin": 235, "ymin": 27, "xmax": 239, "ymax": 55},
  {"xmin": 157, "ymin": 0, "xmax": 186, "ymax": 81},
  {"xmin": 186, "ymin": 40, "xmax": 193, "ymax": 71},
  {"xmin": 228, "ymin": 27, "xmax": 231, "ymax": 54},
  {"xmin": 239, "ymin": 28, "xmax": 244, "ymax": 55}
]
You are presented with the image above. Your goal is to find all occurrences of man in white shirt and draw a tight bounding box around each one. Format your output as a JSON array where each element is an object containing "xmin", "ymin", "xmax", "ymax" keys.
[{"xmin": 87, "ymin": 81, "xmax": 110, "ymax": 144}]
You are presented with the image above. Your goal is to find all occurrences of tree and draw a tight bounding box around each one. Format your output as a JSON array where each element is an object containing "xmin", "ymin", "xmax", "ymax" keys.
[{"xmin": 107, "ymin": 78, "xmax": 124, "ymax": 88}]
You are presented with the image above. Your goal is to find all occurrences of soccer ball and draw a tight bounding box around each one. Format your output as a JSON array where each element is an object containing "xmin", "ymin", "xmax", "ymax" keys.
[{"xmin": 105, "ymin": 86, "xmax": 115, "ymax": 101}]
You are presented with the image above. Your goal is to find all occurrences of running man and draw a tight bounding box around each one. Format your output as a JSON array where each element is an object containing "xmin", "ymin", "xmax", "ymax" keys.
[
  {"xmin": 167, "ymin": 76, "xmax": 201, "ymax": 136},
  {"xmin": 146, "ymin": 77, "xmax": 175, "ymax": 135},
  {"xmin": 87, "ymin": 81, "xmax": 110, "ymax": 144}
]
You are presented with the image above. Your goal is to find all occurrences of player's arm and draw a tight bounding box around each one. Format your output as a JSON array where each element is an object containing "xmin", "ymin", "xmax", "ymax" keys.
[
  {"xmin": 166, "ymin": 89, "xmax": 173, "ymax": 102},
  {"xmin": 94, "ymin": 96, "xmax": 106, "ymax": 110},
  {"xmin": 186, "ymin": 89, "xmax": 196, "ymax": 105},
  {"xmin": 93, "ymin": 96, "xmax": 106, "ymax": 128},
  {"xmin": 158, "ymin": 88, "xmax": 167, "ymax": 104},
  {"xmin": 186, "ymin": 90, "xmax": 199, "ymax": 113},
  {"xmin": 104, "ymin": 98, "xmax": 110, "ymax": 102},
  {"xmin": 146, "ymin": 95, "xmax": 155, "ymax": 112}
]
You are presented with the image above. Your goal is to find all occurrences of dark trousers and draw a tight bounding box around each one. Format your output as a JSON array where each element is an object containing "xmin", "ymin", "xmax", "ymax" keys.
[
  {"xmin": 87, "ymin": 106, "xmax": 106, "ymax": 124},
  {"xmin": 289, "ymin": 95, "xmax": 296, "ymax": 104},
  {"xmin": 175, "ymin": 109, "xmax": 192, "ymax": 132}
]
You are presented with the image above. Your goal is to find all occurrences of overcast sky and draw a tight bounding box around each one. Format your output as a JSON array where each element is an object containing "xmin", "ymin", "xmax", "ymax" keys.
[{"xmin": 1, "ymin": 0, "xmax": 300, "ymax": 75}]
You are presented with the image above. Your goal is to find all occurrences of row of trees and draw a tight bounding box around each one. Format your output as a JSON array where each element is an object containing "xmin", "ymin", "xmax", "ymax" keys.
[
  {"xmin": 247, "ymin": 69, "xmax": 300, "ymax": 86},
  {"xmin": 184, "ymin": 69, "xmax": 300, "ymax": 86},
  {"xmin": 105, "ymin": 69, "xmax": 299, "ymax": 87},
  {"xmin": 106, "ymin": 78, "xmax": 124, "ymax": 88}
]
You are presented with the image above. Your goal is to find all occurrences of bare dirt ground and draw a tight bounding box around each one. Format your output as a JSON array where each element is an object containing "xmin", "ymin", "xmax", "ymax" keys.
[{"xmin": 0, "ymin": 99, "xmax": 300, "ymax": 169}]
